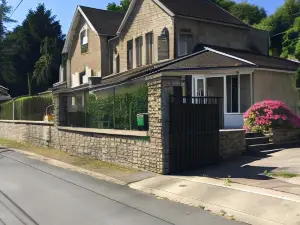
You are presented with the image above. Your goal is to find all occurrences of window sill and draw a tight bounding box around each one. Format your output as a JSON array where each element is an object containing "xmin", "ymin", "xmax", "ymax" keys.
[{"xmin": 58, "ymin": 126, "xmax": 149, "ymax": 137}]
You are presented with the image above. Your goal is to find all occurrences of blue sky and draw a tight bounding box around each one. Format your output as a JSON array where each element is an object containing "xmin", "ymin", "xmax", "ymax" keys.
[{"xmin": 6, "ymin": 0, "xmax": 285, "ymax": 34}]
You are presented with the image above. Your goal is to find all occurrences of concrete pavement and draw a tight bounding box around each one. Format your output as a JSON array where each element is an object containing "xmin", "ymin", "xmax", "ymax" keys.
[
  {"xmin": 0, "ymin": 150, "xmax": 242, "ymax": 225},
  {"xmin": 130, "ymin": 175, "xmax": 300, "ymax": 225}
]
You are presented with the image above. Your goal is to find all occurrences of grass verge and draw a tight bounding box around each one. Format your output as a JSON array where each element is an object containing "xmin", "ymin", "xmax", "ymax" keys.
[
  {"xmin": 0, "ymin": 138, "xmax": 137, "ymax": 173},
  {"xmin": 264, "ymin": 170, "xmax": 299, "ymax": 178}
]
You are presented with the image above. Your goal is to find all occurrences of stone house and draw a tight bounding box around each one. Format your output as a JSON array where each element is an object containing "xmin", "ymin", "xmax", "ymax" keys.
[
  {"xmin": 54, "ymin": 0, "xmax": 299, "ymax": 129},
  {"xmin": 50, "ymin": 0, "xmax": 300, "ymax": 173}
]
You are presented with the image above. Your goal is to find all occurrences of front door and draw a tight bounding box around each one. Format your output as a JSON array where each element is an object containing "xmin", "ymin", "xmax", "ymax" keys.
[{"xmin": 194, "ymin": 77, "xmax": 206, "ymax": 97}]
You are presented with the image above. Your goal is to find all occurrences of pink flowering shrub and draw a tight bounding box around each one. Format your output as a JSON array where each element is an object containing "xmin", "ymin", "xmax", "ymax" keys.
[{"xmin": 243, "ymin": 100, "xmax": 300, "ymax": 133}]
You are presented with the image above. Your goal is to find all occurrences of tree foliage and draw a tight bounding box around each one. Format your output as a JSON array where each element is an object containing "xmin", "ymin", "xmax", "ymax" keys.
[
  {"xmin": 107, "ymin": 0, "xmax": 130, "ymax": 12},
  {"xmin": 0, "ymin": 0, "xmax": 16, "ymax": 84},
  {"xmin": 3, "ymin": 4, "xmax": 64, "ymax": 96},
  {"xmin": 255, "ymin": 0, "xmax": 300, "ymax": 57},
  {"xmin": 229, "ymin": 3, "xmax": 267, "ymax": 25}
]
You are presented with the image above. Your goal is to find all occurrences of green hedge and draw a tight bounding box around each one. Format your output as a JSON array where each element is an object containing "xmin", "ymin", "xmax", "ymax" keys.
[
  {"xmin": 0, "ymin": 95, "xmax": 53, "ymax": 121},
  {"xmin": 0, "ymin": 101, "xmax": 14, "ymax": 120},
  {"xmin": 85, "ymin": 84, "xmax": 148, "ymax": 130}
]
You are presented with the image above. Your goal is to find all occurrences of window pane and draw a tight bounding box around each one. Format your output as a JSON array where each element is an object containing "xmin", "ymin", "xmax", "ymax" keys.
[
  {"xmin": 136, "ymin": 37, "xmax": 142, "ymax": 67},
  {"xmin": 226, "ymin": 76, "xmax": 232, "ymax": 113},
  {"xmin": 179, "ymin": 34, "xmax": 193, "ymax": 56},
  {"xmin": 232, "ymin": 75, "xmax": 238, "ymax": 113},
  {"xmin": 146, "ymin": 33, "xmax": 153, "ymax": 64},
  {"xmin": 196, "ymin": 79, "xmax": 204, "ymax": 97},
  {"xmin": 179, "ymin": 34, "xmax": 187, "ymax": 56},
  {"xmin": 127, "ymin": 40, "xmax": 133, "ymax": 70},
  {"xmin": 240, "ymin": 74, "xmax": 251, "ymax": 113}
]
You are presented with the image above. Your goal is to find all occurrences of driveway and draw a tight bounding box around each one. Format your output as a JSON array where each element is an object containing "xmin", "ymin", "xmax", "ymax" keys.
[
  {"xmin": 184, "ymin": 147, "xmax": 300, "ymax": 196},
  {"xmin": 0, "ymin": 149, "xmax": 241, "ymax": 225}
]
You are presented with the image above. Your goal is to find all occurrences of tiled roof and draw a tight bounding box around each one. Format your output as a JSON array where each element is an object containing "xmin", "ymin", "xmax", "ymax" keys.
[
  {"xmin": 80, "ymin": 6, "xmax": 125, "ymax": 36},
  {"xmin": 211, "ymin": 46, "xmax": 300, "ymax": 71},
  {"xmin": 164, "ymin": 51, "xmax": 249, "ymax": 69},
  {"xmin": 164, "ymin": 46, "xmax": 300, "ymax": 71},
  {"xmin": 159, "ymin": 0, "xmax": 249, "ymax": 27}
]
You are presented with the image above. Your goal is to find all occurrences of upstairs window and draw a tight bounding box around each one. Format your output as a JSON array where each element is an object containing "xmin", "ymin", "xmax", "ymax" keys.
[
  {"xmin": 135, "ymin": 36, "xmax": 143, "ymax": 67},
  {"xmin": 158, "ymin": 28, "xmax": 169, "ymax": 61},
  {"xmin": 127, "ymin": 40, "xmax": 133, "ymax": 70},
  {"xmin": 146, "ymin": 32, "xmax": 153, "ymax": 64},
  {"xmin": 179, "ymin": 33, "xmax": 193, "ymax": 56},
  {"xmin": 80, "ymin": 25, "xmax": 88, "ymax": 53}
]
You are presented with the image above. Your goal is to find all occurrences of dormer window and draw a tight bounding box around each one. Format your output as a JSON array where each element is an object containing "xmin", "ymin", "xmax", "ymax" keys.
[{"xmin": 80, "ymin": 24, "xmax": 88, "ymax": 53}]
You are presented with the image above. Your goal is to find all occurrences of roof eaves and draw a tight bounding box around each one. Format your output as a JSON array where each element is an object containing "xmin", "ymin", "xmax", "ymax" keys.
[
  {"xmin": 117, "ymin": 0, "xmax": 137, "ymax": 35},
  {"xmin": 78, "ymin": 6, "xmax": 97, "ymax": 33}
]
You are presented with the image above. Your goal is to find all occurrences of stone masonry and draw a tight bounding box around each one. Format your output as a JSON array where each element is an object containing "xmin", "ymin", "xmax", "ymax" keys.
[
  {"xmin": 0, "ymin": 77, "xmax": 246, "ymax": 174},
  {"xmin": 219, "ymin": 129, "xmax": 246, "ymax": 160},
  {"xmin": 272, "ymin": 128, "xmax": 300, "ymax": 145}
]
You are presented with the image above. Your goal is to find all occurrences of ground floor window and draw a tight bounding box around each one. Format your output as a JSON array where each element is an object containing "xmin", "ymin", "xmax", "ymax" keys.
[
  {"xmin": 192, "ymin": 74, "xmax": 251, "ymax": 114},
  {"xmin": 226, "ymin": 75, "xmax": 239, "ymax": 113}
]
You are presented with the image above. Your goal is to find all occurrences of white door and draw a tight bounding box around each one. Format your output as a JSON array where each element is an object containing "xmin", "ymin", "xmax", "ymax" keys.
[{"xmin": 194, "ymin": 77, "xmax": 206, "ymax": 97}]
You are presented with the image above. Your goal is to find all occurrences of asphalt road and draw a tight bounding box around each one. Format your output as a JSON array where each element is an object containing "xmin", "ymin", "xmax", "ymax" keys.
[{"xmin": 0, "ymin": 149, "xmax": 243, "ymax": 225}]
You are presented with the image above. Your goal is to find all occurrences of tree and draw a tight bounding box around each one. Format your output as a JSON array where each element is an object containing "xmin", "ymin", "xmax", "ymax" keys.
[
  {"xmin": 33, "ymin": 37, "xmax": 61, "ymax": 86},
  {"xmin": 229, "ymin": 3, "xmax": 267, "ymax": 25},
  {"xmin": 210, "ymin": 0, "xmax": 236, "ymax": 11},
  {"xmin": 4, "ymin": 4, "xmax": 64, "ymax": 96},
  {"xmin": 281, "ymin": 17, "xmax": 300, "ymax": 60},
  {"xmin": 107, "ymin": 0, "xmax": 130, "ymax": 12},
  {"xmin": 255, "ymin": 0, "xmax": 300, "ymax": 56},
  {"xmin": 0, "ymin": 0, "xmax": 16, "ymax": 85}
]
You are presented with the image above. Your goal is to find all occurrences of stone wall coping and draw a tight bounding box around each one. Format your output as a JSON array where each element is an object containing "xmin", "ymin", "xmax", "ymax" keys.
[
  {"xmin": 220, "ymin": 129, "xmax": 245, "ymax": 132},
  {"xmin": 0, "ymin": 120, "xmax": 54, "ymax": 126},
  {"xmin": 57, "ymin": 126, "xmax": 149, "ymax": 137}
]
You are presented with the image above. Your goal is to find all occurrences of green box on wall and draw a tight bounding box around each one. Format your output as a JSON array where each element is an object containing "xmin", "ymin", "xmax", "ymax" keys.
[{"xmin": 137, "ymin": 113, "xmax": 149, "ymax": 130}]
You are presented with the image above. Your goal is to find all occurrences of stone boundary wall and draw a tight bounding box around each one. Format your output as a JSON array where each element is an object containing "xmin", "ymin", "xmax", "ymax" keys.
[
  {"xmin": 219, "ymin": 129, "xmax": 246, "ymax": 160},
  {"xmin": 0, "ymin": 121, "xmax": 156, "ymax": 172},
  {"xmin": 0, "ymin": 120, "xmax": 246, "ymax": 172},
  {"xmin": 272, "ymin": 128, "xmax": 300, "ymax": 145}
]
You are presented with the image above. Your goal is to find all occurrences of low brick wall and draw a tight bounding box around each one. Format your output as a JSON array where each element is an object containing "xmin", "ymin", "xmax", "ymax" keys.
[
  {"xmin": 272, "ymin": 128, "xmax": 300, "ymax": 145},
  {"xmin": 219, "ymin": 129, "xmax": 246, "ymax": 160}
]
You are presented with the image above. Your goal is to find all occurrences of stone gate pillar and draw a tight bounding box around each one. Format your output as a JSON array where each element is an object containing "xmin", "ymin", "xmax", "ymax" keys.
[{"xmin": 147, "ymin": 73, "xmax": 182, "ymax": 174}]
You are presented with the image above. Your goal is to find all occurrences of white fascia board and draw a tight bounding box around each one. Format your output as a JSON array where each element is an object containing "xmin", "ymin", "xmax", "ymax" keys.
[
  {"xmin": 152, "ymin": 0, "xmax": 174, "ymax": 16},
  {"xmin": 78, "ymin": 6, "xmax": 97, "ymax": 33},
  {"xmin": 204, "ymin": 47, "xmax": 257, "ymax": 66},
  {"xmin": 63, "ymin": 6, "xmax": 97, "ymax": 53},
  {"xmin": 62, "ymin": 7, "xmax": 80, "ymax": 53},
  {"xmin": 117, "ymin": 0, "xmax": 136, "ymax": 35}
]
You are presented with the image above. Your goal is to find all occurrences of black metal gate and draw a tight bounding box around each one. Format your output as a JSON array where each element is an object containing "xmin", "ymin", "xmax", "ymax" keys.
[{"xmin": 169, "ymin": 95, "xmax": 222, "ymax": 173}]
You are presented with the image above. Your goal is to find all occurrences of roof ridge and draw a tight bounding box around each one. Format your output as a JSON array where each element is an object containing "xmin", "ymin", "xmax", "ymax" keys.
[{"xmin": 79, "ymin": 5, "xmax": 125, "ymax": 14}]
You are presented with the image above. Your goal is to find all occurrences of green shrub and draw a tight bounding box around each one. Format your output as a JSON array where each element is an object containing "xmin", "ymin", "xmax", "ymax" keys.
[
  {"xmin": 0, "ymin": 95, "xmax": 53, "ymax": 121},
  {"xmin": 86, "ymin": 84, "xmax": 148, "ymax": 130},
  {"xmin": 0, "ymin": 100, "xmax": 14, "ymax": 120}
]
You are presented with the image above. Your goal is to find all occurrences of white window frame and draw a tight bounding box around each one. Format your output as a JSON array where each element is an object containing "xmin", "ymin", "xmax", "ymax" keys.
[
  {"xmin": 192, "ymin": 74, "xmax": 253, "ymax": 115},
  {"xmin": 80, "ymin": 24, "xmax": 88, "ymax": 46}
]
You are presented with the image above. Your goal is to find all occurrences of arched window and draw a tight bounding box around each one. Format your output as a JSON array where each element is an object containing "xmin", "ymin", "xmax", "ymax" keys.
[
  {"xmin": 80, "ymin": 24, "xmax": 88, "ymax": 53},
  {"xmin": 158, "ymin": 28, "xmax": 169, "ymax": 61}
]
